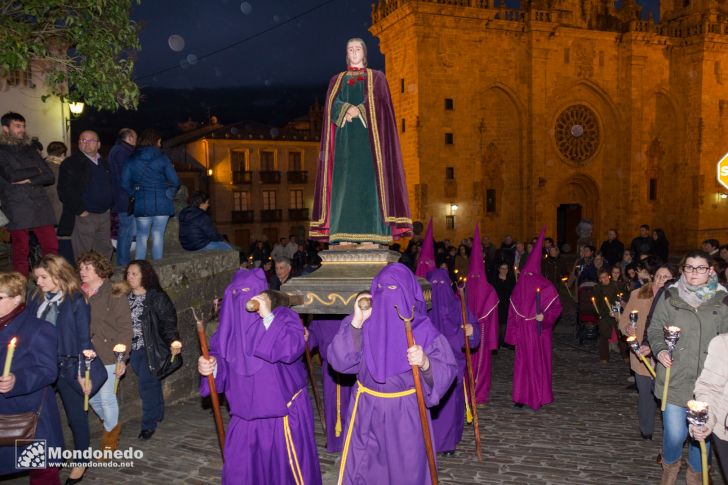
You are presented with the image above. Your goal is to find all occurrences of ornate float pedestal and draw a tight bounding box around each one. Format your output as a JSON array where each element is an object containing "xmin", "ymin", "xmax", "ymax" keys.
[{"xmin": 282, "ymin": 246, "xmax": 431, "ymax": 314}]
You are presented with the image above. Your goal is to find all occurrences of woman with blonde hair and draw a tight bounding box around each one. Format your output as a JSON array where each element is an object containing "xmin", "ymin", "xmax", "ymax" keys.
[
  {"xmin": 29, "ymin": 254, "xmax": 105, "ymax": 484},
  {"xmin": 78, "ymin": 251, "xmax": 132, "ymax": 454}
]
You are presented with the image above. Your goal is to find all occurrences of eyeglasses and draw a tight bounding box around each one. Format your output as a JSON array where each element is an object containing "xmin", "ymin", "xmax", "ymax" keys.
[{"xmin": 683, "ymin": 265, "xmax": 710, "ymax": 274}]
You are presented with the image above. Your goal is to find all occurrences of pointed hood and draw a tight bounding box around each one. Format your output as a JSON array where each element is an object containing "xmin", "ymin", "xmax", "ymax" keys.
[
  {"xmin": 415, "ymin": 219, "xmax": 436, "ymax": 278},
  {"xmin": 521, "ymin": 226, "xmax": 546, "ymax": 275},
  {"xmin": 210, "ymin": 268, "xmax": 269, "ymax": 376},
  {"xmin": 465, "ymin": 224, "xmax": 499, "ymax": 320},
  {"xmin": 510, "ymin": 226, "xmax": 559, "ymax": 316}
]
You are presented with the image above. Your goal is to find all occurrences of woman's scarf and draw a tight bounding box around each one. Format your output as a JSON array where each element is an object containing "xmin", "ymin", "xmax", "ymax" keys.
[{"xmin": 676, "ymin": 273, "xmax": 727, "ymax": 308}]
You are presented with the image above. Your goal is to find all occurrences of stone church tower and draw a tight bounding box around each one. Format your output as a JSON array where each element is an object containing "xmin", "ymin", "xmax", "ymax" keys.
[{"xmin": 371, "ymin": 0, "xmax": 728, "ymax": 250}]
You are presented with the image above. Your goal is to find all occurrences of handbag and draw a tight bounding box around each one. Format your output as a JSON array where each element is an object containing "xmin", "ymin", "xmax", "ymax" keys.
[
  {"xmin": 157, "ymin": 352, "xmax": 182, "ymax": 379},
  {"xmin": 0, "ymin": 388, "xmax": 46, "ymax": 446}
]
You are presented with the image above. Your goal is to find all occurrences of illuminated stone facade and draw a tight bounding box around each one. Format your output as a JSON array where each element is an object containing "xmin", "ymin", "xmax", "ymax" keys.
[{"xmin": 372, "ymin": 0, "xmax": 728, "ymax": 250}]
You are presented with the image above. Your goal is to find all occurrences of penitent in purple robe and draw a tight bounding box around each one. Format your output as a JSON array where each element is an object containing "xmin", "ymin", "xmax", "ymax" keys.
[
  {"xmin": 307, "ymin": 318, "xmax": 356, "ymax": 453},
  {"xmin": 427, "ymin": 269, "xmax": 480, "ymax": 453},
  {"xmin": 415, "ymin": 218, "xmax": 436, "ymax": 278},
  {"xmin": 200, "ymin": 269, "xmax": 322, "ymax": 485},
  {"xmin": 329, "ymin": 264, "xmax": 457, "ymax": 485},
  {"xmin": 505, "ymin": 227, "xmax": 563, "ymax": 410},
  {"xmin": 466, "ymin": 224, "xmax": 500, "ymax": 404}
]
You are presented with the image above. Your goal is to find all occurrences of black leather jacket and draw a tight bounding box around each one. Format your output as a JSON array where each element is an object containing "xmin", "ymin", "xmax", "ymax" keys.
[{"xmin": 138, "ymin": 288, "xmax": 179, "ymax": 377}]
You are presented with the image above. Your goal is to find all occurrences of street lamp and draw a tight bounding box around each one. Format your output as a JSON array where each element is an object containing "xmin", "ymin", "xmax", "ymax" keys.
[{"xmin": 69, "ymin": 101, "xmax": 85, "ymax": 117}]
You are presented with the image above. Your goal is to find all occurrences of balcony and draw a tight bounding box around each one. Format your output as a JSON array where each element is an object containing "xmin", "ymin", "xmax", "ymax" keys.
[
  {"xmin": 232, "ymin": 171, "xmax": 253, "ymax": 184},
  {"xmin": 260, "ymin": 209, "xmax": 283, "ymax": 222},
  {"xmin": 288, "ymin": 208, "xmax": 310, "ymax": 221},
  {"xmin": 286, "ymin": 170, "xmax": 308, "ymax": 184},
  {"xmin": 231, "ymin": 210, "xmax": 254, "ymax": 223},
  {"xmin": 259, "ymin": 171, "xmax": 282, "ymax": 184}
]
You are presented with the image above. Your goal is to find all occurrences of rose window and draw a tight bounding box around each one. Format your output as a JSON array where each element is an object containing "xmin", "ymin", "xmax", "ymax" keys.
[{"xmin": 554, "ymin": 105, "xmax": 600, "ymax": 163}]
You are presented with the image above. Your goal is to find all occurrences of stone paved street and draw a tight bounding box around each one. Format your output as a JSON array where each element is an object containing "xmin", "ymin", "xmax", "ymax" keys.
[{"xmin": 2, "ymin": 302, "xmax": 726, "ymax": 484}]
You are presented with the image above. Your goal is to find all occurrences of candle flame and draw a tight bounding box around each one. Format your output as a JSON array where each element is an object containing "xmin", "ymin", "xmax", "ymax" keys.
[
  {"xmin": 687, "ymin": 400, "xmax": 709, "ymax": 412},
  {"xmin": 9, "ymin": 337, "xmax": 17, "ymax": 346},
  {"xmin": 113, "ymin": 344, "xmax": 126, "ymax": 353},
  {"xmin": 630, "ymin": 310, "xmax": 638, "ymax": 315},
  {"xmin": 626, "ymin": 335, "xmax": 637, "ymax": 343},
  {"xmin": 591, "ymin": 296, "xmax": 596, "ymax": 302},
  {"xmin": 561, "ymin": 277, "xmax": 568, "ymax": 282},
  {"xmin": 171, "ymin": 341, "xmax": 182, "ymax": 348},
  {"xmin": 666, "ymin": 326, "xmax": 681, "ymax": 333}
]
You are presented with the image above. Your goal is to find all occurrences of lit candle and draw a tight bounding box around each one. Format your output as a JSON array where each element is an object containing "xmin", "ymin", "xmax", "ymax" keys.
[
  {"xmin": 604, "ymin": 296, "xmax": 612, "ymax": 314},
  {"xmin": 82, "ymin": 349, "xmax": 96, "ymax": 412},
  {"xmin": 3, "ymin": 337, "xmax": 17, "ymax": 377},
  {"xmin": 535, "ymin": 288, "xmax": 542, "ymax": 314},
  {"xmin": 591, "ymin": 296, "xmax": 601, "ymax": 317}
]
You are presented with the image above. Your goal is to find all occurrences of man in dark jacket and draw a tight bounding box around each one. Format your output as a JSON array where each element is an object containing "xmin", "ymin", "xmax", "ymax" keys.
[
  {"xmin": 178, "ymin": 191, "xmax": 231, "ymax": 251},
  {"xmin": 630, "ymin": 224, "xmax": 654, "ymax": 259},
  {"xmin": 599, "ymin": 228, "xmax": 625, "ymax": 267},
  {"xmin": 108, "ymin": 128, "xmax": 137, "ymax": 266},
  {"xmin": 58, "ymin": 130, "xmax": 114, "ymax": 259},
  {"xmin": 0, "ymin": 112, "xmax": 58, "ymax": 275}
]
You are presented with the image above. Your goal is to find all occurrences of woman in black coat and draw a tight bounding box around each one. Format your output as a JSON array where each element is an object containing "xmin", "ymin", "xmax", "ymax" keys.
[
  {"xmin": 652, "ymin": 228, "xmax": 670, "ymax": 263},
  {"xmin": 490, "ymin": 261, "xmax": 516, "ymax": 347},
  {"xmin": 0, "ymin": 272, "xmax": 62, "ymax": 483},
  {"xmin": 124, "ymin": 260, "xmax": 182, "ymax": 440}
]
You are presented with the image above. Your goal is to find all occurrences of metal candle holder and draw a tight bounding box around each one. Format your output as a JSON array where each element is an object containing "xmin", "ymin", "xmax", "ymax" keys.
[
  {"xmin": 664, "ymin": 326, "xmax": 681, "ymax": 358},
  {"xmin": 626, "ymin": 335, "xmax": 655, "ymax": 378},
  {"xmin": 687, "ymin": 400, "xmax": 711, "ymax": 485},
  {"xmin": 112, "ymin": 344, "xmax": 126, "ymax": 394},
  {"xmin": 629, "ymin": 310, "xmax": 639, "ymax": 330}
]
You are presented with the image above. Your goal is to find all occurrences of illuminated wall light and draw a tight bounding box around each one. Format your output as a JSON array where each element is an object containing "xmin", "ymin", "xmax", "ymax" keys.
[
  {"xmin": 207, "ymin": 168, "xmax": 213, "ymax": 176},
  {"xmin": 721, "ymin": 193, "xmax": 728, "ymax": 199},
  {"xmin": 69, "ymin": 101, "xmax": 85, "ymax": 116}
]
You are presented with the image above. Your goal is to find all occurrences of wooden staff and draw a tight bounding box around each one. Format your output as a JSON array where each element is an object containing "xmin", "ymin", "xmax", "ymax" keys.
[
  {"xmin": 394, "ymin": 305, "xmax": 438, "ymax": 485},
  {"xmin": 303, "ymin": 318, "xmax": 327, "ymax": 437},
  {"xmin": 192, "ymin": 308, "xmax": 225, "ymax": 462},
  {"xmin": 457, "ymin": 285, "xmax": 482, "ymax": 461}
]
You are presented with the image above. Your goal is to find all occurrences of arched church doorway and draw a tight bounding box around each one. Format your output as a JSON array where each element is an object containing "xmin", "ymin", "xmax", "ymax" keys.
[{"xmin": 555, "ymin": 175, "xmax": 600, "ymax": 254}]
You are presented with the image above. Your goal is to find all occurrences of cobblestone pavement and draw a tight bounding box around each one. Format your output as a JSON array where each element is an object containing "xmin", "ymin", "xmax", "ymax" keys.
[{"xmin": 2, "ymin": 301, "xmax": 726, "ymax": 484}]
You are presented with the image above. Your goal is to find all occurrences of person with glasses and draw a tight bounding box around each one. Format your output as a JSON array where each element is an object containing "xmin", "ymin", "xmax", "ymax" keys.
[
  {"xmin": 58, "ymin": 130, "xmax": 114, "ymax": 262},
  {"xmin": 648, "ymin": 250, "xmax": 728, "ymax": 484},
  {"xmin": 691, "ymin": 331, "xmax": 728, "ymax": 483}
]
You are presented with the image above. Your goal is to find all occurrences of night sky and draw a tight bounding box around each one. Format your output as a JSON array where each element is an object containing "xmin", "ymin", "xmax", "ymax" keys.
[{"xmin": 132, "ymin": 0, "xmax": 383, "ymax": 89}]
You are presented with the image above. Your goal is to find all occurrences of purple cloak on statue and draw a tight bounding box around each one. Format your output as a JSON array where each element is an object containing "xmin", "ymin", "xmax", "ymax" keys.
[
  {"xmin": 466, "ymin": 225, "xmax": 500, "ymax": 404},
  {"xmin": 310, "ymin": 68, "xmax": 412, "ymax": 241},
  {"xmin": 200, "ymin": 269, "xmax": 322, "ymax": 485},
  {"xmin": 427, "ymin": 269, "xmax": 480, "ymax": 453},
  {"xmin": 505, "ymin": 227, "xmax": 562, "ymax": 410},
  {"xmin": 328, "ymin": 263, "xmax": 457, "ymax": 485},
  {"xmin": 308, "ymin": 319, "xmax": 356, "ymax": 453},
  {"xmin": 415, "ymin": 219, "xmax": 436, "ymax": 278}
]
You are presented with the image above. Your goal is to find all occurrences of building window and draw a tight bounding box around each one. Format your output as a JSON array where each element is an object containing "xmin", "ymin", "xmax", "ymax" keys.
[
  {"xmin": 445, "ymin": 133, "xmax": 454, "ymax": 145},
  {"xmin": 6, "ymin": 66, "xmax": 33, "ymax": 88},
  {"xmin": 446, "ymin": 215, "xmax": 455, "ymax": 230},
  {"xmin": 231, "ymin": 150, "xmax": 249, "ymax": 171},
  {"xmin": 444, "ymin": 98, "xmax": 454, "ymax": 110},
  {"xmin": 233, "ymin": 191, "xmax": 250, "ymax": 211},
  {"xmin": 486, "ymin": 189, "xmax": 496, "ymax": 213},
  {"xmin": 400, "ymin": 78, "xmax": 405, "ymax": 93},
  {"xmin": 262, "ymin": 190, "xmax": 276, "ymax": 210},
  {"xmin": 260, "ymin": 150, "xmax": 276, "ymax": 171},
  {"xmin": 290, "ymin": 190, "xmax": 303, "ymax": 209},
  {"xmin": 401, "ymin": 118, "xmax": 405, "ymax": 133},
  {"xmin": 649, "ymin": 178, "xmax": 657, "ymax": 201},
  {"xmin": 445, "ymin": 167, "xmax": 454, "ymax": 180},
  {"xmin": 288, "ymin": 151, "xmax": 303, "ymax": 171}
]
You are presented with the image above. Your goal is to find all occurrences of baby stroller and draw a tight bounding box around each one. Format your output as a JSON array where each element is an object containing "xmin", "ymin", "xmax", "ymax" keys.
[{"xmin": 576, "ymin": 282, "xmax": 599, "ymax": 344}]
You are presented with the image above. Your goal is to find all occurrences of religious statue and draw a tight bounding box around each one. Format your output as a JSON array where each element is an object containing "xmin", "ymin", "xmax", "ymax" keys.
[
  {"xmin": 576, "ymin": 218, "xmax": 594, "ymax": 250},
  {"xmin": 310, "ymin": 38, "xmax": 412, "ymax": 245}
]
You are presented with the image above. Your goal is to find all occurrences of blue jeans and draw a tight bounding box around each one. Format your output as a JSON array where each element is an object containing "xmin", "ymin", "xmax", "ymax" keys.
[
  {"xmin": 135, "ymin": 215, "xmax": 169, "ymax": 260},
  {"xmin": 663, "ymin": 403, "xmax": 712, "ymax": 470},
  {"xmin": 89, "ymin": 364, "xmax": 120, "ymax": 431},
  {"xmin": 116, "ymin": 212, "xmax": 136, "ymax": 267},
  {"xmin": 200, "ymin": 241, "xmax": 233, "ymax": 251},
  {"xmin": 130, "ymin": 348, "xmax": 164, "ymax": 431}
]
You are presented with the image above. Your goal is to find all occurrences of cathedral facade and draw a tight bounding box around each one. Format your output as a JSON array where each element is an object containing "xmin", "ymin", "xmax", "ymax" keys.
[{"xmin": 371, "ymin": 0, "xmax": 728, "ymax": 250}]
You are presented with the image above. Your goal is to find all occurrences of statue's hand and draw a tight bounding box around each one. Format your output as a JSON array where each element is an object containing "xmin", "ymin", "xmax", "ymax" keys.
[{"xmin": 346, "ymin": 105, "xmax": 360, "ymax": 119}]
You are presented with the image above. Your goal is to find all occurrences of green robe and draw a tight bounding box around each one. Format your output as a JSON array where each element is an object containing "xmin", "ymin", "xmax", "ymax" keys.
[{"xmin": 328, "ymin": 72, "xmax": 389, "ymax": 243}]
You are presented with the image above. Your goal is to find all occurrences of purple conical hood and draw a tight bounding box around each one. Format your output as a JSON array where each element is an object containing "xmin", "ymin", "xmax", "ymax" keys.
[
  {"xmin": 364, "ymin": 263, "xmax": 441, "ymax": 383},
  {"xmin": 415, "ymin": 219, "xmax": 436, "ymax": 278},
  {"xmin": 427, "ymin": 268, "xmax": 461, "ymax": 338},
  {"xmin": 466, "ymin": 224, "xmax": 499, "ymax": 319},
  {"xmin": 211, "ymin": 268, "xmax": 269, "ymax": 376},
  {"xmin": 510, "ymin": 226, "xmax": 559, "ymax": 316}
]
